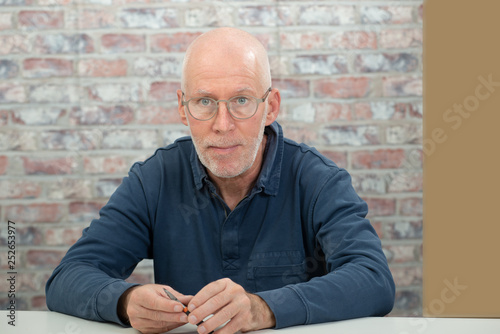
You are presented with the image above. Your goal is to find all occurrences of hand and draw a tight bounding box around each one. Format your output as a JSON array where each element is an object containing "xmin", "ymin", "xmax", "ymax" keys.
[
  {"xmin": 186, "ymin": 278, "xmax": 276, "ymax": 334},
  {"xmin": 118, "ymin": 284, "xmax": 191, "ymax": 334}
]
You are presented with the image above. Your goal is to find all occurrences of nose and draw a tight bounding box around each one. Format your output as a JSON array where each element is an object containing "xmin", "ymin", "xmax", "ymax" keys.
[{"xmin": 211, "ymin": 101, "xmax": 235, "ymax": 133}]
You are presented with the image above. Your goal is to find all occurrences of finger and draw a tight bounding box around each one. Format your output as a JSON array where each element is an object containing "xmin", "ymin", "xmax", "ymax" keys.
[
  {"xmin": 188, "ymin": 278, "xmax": 231, "ymax": 312},
  {"xmin": 129, "ymin": 303, "xmax": 188, "ymax": 324},
  {"xmin": 137, "ymin": 287, "xmax": 186, "ymax": 313},
  {"xmin": 197, "ymin": 304, "xmax": 239, "ymax": 334}
]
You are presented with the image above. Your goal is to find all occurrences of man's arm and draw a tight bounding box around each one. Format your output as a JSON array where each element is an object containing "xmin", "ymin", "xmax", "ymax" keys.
[
  {"xmin": 45, "ymin": 168, "xmax": 152, "ymax": 325},
  {"xmin": 256, "ymin": 169, "xmax": 395, "ymax": 328}
]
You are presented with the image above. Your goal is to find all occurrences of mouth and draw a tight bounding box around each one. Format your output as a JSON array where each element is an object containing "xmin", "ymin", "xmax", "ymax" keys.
[{"xmin": 208, "ymin": 145, "xmax": 239, "ymax": 154}]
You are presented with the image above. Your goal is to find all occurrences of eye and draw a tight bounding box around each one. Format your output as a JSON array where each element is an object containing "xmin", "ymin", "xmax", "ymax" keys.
[
  {"xmin": 194, "ymin": 98, "xmax": 213, "ymax": 107},
  {"xmin": 235, "ymin": 97, "xmax": 249, "ymax": 105}
]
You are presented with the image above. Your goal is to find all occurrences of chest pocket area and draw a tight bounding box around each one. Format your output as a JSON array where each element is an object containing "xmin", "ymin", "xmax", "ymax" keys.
[{"xmin": 247, "ymin": 250, "xmax": 307, "ymax": 292}]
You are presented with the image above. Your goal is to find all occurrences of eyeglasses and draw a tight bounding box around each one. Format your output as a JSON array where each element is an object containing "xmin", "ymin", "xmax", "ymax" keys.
[{"xmin": 181, "ymin": 87, "xmax": 272, "ymax": 121}]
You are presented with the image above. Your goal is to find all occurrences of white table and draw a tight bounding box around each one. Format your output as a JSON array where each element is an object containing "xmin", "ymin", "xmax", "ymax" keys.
[{"xmin": 1, "ymin": 311, "xmax": 499, "ymax": 333}]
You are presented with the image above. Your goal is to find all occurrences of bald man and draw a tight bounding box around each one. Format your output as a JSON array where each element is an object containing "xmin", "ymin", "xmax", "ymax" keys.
[{"xmin": 46, "ymin": 28, "xmax": 395, "ymax": 334}]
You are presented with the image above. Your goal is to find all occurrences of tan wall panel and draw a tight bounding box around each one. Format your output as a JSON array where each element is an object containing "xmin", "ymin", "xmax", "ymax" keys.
[{"xmin": 424, "ymin": 0, "xmax": 500, "ymax": 317}]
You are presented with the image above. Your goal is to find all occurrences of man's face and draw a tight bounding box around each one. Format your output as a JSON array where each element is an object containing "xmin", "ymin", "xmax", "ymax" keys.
[{"xmin": 178, "ymin": 50, "xmax": 273, "ymax": 179}]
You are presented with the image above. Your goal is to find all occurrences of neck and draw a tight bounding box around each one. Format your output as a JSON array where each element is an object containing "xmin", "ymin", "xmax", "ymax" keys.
[{"xmin": 208, "ymin": 135, "xmax": 267, "ymax": 211}]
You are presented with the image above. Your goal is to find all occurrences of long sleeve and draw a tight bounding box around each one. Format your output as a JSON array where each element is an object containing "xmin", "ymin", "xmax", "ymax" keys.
[
  {"xmin": 45, "ymin": 167, "xmax": 152, "ymax": 325},
  {"xmin": 256, "ymin": 168, "xmax": 395, "ymax": 328}
]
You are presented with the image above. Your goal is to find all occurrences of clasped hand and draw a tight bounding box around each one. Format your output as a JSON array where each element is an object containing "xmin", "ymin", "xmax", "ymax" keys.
[{"xmin": 119, "ymin": 278, "xmax": 275, "ymax": 334}]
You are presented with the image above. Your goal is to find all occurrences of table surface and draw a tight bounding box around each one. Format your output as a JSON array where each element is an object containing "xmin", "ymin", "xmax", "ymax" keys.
[{"xmin": 1, "ymin": 311, "xmax": 499, "ymax": 333}]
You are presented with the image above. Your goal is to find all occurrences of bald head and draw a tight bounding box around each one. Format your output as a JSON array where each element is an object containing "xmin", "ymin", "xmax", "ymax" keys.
[{"xmin": 181, "ymin": 28, "xmax": 271, "ymax": 92}]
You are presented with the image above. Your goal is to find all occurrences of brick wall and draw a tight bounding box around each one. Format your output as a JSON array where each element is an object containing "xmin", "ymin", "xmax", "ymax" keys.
[{"xmin": 0, "ymin": 0, "xmax": 423, "ymax": 316}]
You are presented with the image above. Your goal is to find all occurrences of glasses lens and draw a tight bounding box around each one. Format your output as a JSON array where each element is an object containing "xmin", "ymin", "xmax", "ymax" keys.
[
  {"xmin": 228, "ymin": 96, "xmax": 257, "ymax": 119},
  {"xmin": 189, "ymin": 97, "xmax": 217, "ymax": 120}
]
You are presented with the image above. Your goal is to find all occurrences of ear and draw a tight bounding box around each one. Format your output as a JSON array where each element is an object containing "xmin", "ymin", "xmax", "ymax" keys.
[
  {"xmin": 265, "ymin": 88, "xmax": 281, "ymax": 126},
  {"xmin": 177, "ymin": 89, "xmax": 189, "ymax": 126}
]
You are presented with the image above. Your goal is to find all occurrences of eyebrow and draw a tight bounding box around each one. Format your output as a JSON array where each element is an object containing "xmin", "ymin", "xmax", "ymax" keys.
[{"xmin": 192, "ymin": 87, "xmax": 255, "ymax": 97}]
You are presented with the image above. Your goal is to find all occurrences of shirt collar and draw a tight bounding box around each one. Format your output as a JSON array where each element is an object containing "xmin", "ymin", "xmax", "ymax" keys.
[{"xmin": 190, "ymin": 121, "xmax": 283, "ymax": 196}]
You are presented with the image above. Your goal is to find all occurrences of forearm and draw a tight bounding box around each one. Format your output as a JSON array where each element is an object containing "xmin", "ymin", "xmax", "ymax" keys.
[
  {"xmin": 256, "ymin": 261, "xmax": 394, "ymax": 328},
  {"xmin": 46, "ymin": 261, "xmax": 138, "ymax": 325}
]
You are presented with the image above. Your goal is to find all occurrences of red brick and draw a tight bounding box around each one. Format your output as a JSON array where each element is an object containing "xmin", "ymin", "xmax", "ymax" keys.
[
  {"xmin": 0, "ymin": 226, "xmax": 42, "ymax": 246},
  {"xmin": 73, "ymin": 9, "xmax": 115, "ymax": 29},
  {"xmin": 391, "ymin": 266, "xmax": 422, "ymax": 287},
  {"xmin": 133, "ymin": 57, "xmax": 182, "ymax": 77},
  {"xmin": 329, "ymin": 31, "xmax": 377, "ymax": 50},
  {"xmin": 29, "ymin": 84, "xmax": 79, "ymax": 103},
  {"xmin": 0, "ymin": 83, "xmax": 25, "ymax": 103},
  {"xmin": 118, "ymin": 8, "xmax": 179, "ymax": 28},
  {"xmin": 68, "ymin": 201, "xmax": 105, "ymax": 223},
  {"xmin": 5, "ymin": 130, "xmax": 37, "ymax": 151},
  {"xmin": 279, "ymin": 103, "xmax": 315, "ymax": 123},
  {"xmin": 371, "ymin": 221, "xmax": 383, "ymax": 239},
  {"xmin": 418, "ymin": 4, "xmax": 424, "ymax": 24},
  {"xmin": 319, "ymin": 151, "xmax": 347, "ymax": 169},
  {"xmin": 96, "ymin": 178, "xmax": 122, "ymax": 198},
  {"xmin": 238, "ymin": 6, "xmax": 293, "ymax": 27},
  {"xmin": 186, "ymin": 6, "xmax": 235, "ymax": 27},
  {"xmin": 388, "ymin": 172, "xmax": 422, "ymax": 193},
  {"xmin": 83, "ymin": 155, "xmax": 129, "ymax": 174},
  {"xmin": 360, "ymin": 6, "xmax": 413, "ymax": 24},
  {"xmin": 292, "ymin": 55, "xmax": 347, "ymax": 75},
  {"xmin": 383, "ymin": 244, "xmax": 420, "ymax": 264},
  {"xmin": 0, "ymin": 60, "xmax": 18, "ymax": 79},
  {"xmin": 162, "ymin": 129, "xmax": 190, "ymax": 146},
  {"xmin": 137, "ymin": 105, "xmax": 181, "ymax": 125},
  {"xmin": 33, "ymin": 34, "xmax": 94, "ymax": 54},
  {"xmin": 365, "ymin": 198, "xmax": 396, "ymax": 217},
  {"xmin": 19, "ymin": 11, "xmax": 64, "ymax": 30},
  {"xmin": 385, "ymin": 221, "xmax": 422, "ymax": 240},
  {"xmin": 87, "ymin": 83, "xmax": 142, "ymax": 103},
  {"xmin": 280, "ymin": 124, "xmax": 319, "ymax": 146},
  {"xmin": 354, "ymin": 102, "xmax": 401, "ymax": 120},
  {"xmin": 352, "ymin": 173, "xmax": 387, "ymax": 194},
  {"xmin": 0, "ymin": 35, "xmax": 30, "ymax": 55},
  {"xmin": 0, "ymin": 13, "xmax": 13, "ymax": 30},
  {"xmin": 12, "ymin": 107, "xmax": 66, "ymax": 125},
  {"xmin": 355, "ymin": 53, "xmax": 419, "ymax": 73},
  {"xmin": 383, "ymin": 76, "xmax": 422, "ymax": 97},
  {"xmin": 101, "ymin": 34, "xmax": 146, "ymax": 53},
  {"xmin": 0, "ymin": 180, "xmax": 42, "ymax": 199},
  {"xmin": 78, "ymin": 59, "xmax": 128, "ymax": 77},
  {"xmin": 299, "ymin": 5, "xmax": 355, "ymax": 25},
  {"xmin": 22, "ymin": 156, "xmax": 77, "ymax": 175},
  {"xmin": 148, "ymin": 81, "xmax": 179, "ymax": 101},
  {"xmin": 102, "ymin": 129, "xmax": 158, "ymax": 149},
  {"xmin": 6, "ymin": 203, "xmax": 65, "ymax": 223},
  {"xmin": 280, "ymin": 32, "xmax": 325, "ymax": 50},
  {"xmin": 314, "ymin": 77, "xmax": 371, "ymax": 99},
  {"xmin": 47, "ymin": 179, "xmax": 92, "ymax": 200},
  {"xmin": 380, "ymin": 29, "xmax": 422, "ymax": 49},
  {"xmin": 0, "ymin": 156, "xmax": 7, "ymax": 175},
  {"xmin": 70, "ymin": 105, "xmax": 134, "ymax": 125},
  {"xmin": 399, "ymin": 197, "xmax": 423, "ymax": 216},
  {"xmin": 0, "ymin": 110, "xmax": 8, "ymax": 126},
  {"xmin": 40, "ymin": 130, "xmax": 100, "ymax": 150},
  {"xmin": 151, "ymin": 32, "xmax": 202, "ymax": 53},
  {"xmin": 322, "ymin": 126, "xmax": 380, "ymax": 146},
  {"xmin": 45, "ymin": 226, "xmax": 84, "ymax": 246},
  {"xmin": 386, "ymin": 124, "xmax": 422, "ymax": 145},
  {"xmin": 272, "ymin": 78, "xmax": 309, "ymax": 98},
  {"xmin": 23, "ymin": 58, "xmax": 73, "ymax": 78},
  {"xmin": 0, "ymin": 272, "xmax": 49, "ymax": 292},
  {"xmin": 314, "ymin": 103, "xmax": 351, "ymax": 122},
  {"xmin": 27, "ymin": 250, "xmax": 66, "ymax": 268},
  {"xmin": 352, "ymin": 149, "xmax": 406, "ymax": 169}
]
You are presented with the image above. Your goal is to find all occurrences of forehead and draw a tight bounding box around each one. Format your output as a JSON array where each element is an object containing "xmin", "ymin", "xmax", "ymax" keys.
[{"xmin": 184, "ymin": 45, "xmax": 264, "ymax": 95}]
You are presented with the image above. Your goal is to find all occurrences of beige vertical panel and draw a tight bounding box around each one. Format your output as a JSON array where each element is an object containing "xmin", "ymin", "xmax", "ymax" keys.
[{"xmin": 424, "ymin": 0, "xmax": 500, "ymax": 317}]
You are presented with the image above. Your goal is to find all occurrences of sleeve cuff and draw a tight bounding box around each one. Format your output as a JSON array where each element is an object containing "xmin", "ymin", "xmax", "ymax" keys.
[
  {"xmin": 95, "ymin": 280, "xmax": 140, "ymax": 327},
  {"xmin": 256, "ymin": 286, "xmax": 308, "ymax": 329}
]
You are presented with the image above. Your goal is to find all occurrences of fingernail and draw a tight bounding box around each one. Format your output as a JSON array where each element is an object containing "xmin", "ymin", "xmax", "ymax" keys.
[
  {"xmin": 188, "ymin": 315, "xmax": 198, "ymax": 324},
  {"xmin": 188, "ymin": 303, "xmax": 196, "ymax": 312},
  {"xmin": 180, "ymin": 314, "xmax": 188, "ymax": 323},
  {"xmin": 174, "ymin": 305, "xmax": 182, "ymax": 312},
  {"xmin": 198, "ymin": 325, "xmax": 206, "ymax": 334}
]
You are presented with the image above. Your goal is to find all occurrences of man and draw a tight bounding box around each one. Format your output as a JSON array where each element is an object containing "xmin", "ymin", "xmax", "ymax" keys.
[{"xmin": 46, "ymin": 28, "xmax": 395, "ymax": 334}]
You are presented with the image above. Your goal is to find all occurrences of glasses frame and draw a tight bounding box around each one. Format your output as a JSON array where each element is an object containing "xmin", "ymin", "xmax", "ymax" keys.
[{"xmin": 181, "ymin": 87, "xmax": 272, "ymax": 121}]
